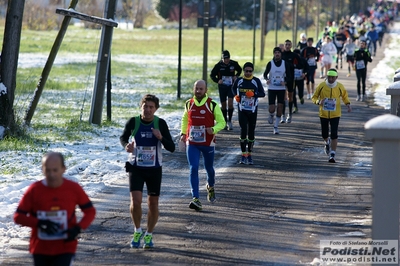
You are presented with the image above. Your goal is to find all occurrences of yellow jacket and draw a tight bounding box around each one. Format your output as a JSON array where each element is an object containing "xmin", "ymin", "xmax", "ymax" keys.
[{"xmin": 312, "ymin": 81, "xmax": 350, "ymax": 119}]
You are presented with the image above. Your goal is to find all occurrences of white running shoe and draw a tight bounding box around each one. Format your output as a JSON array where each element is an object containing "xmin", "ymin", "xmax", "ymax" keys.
[
  {"xmin": 268, "ymin": 114, "xmax": 274, "ymax": 124},
  {"xmin": 286, "ymin": 114, "xmax": 292, "ymax": 123},
  {"xmin": 273, "ymin": 127, "xmax": 279, "ymax": 134},
  {"xmin": 227, "ymin": 121, "xmax": 233, "ymax": 130}
]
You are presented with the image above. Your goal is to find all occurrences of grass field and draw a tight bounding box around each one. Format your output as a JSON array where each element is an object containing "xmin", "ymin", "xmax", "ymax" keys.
[{"xmin": 0, "ymin": 21, "xmax": 315, "ymax": 154}]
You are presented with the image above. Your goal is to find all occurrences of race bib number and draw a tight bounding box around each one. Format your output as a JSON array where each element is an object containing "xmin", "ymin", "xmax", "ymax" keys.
[
  {"xmin": 221, "ymin": 76, "xmax": 233, "ymax": 86},
  {"xmin": 189, "ymin": 125, "xmax": 206, "ymax": 143},
  {"xmin": 136, "ymin": 146, "xmax": 156, "ymax": 167},
  {"xmin": 294, "ymin": 69, "xmax": 303, "ymax": 80},
  {"xmin": 356, "ymin": 60, "xmax": 365, "ymax": 69},
  {"xmin": 307, "ymin": 57, "xmax": 316, "ymax": 66},
  {"xmin": 241, "ymin": 96, "xmax": 255, "ymax": 111},
  {"xmin": 271, "ymin": 70, "xmax": 284, "ymax": 86},
  {"xmin": 323, "ymin": 98, "xmax": 337, "ymax": 111},
  {"xmin": 37, "ymin": 210, "xmax": 68, "ymax": 240}
]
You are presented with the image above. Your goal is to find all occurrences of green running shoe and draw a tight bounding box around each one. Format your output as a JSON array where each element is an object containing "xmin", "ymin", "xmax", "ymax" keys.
[
  {"xmin": 130, "ymin": 231, "xmax": 143, "ymax": 248},
  {"xmin": 189, "ymin": 197, "xmax": 202, "ymax": 211},
  {"xmin": 206, "ymin": 185, "xmax": 216, "ymax": 202},
  {"xmin": 143, "ymin": 234, "xmax": 154, "ymax": 249}
]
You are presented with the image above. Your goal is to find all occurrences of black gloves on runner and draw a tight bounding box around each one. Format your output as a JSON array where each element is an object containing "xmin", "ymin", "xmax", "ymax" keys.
[
  {"xmin": 63, "ymin": 226, "xmax": 81, "ymax": 242},
  {"xmin": 37, "ymin": 220, "xmax": 60, "ymax": 235}
]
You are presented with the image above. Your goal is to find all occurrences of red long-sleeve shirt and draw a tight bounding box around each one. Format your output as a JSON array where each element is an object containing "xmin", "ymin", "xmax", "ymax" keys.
[{"xmin": 14, "ymin": 178, "xmax": 96, "ymax": 255}]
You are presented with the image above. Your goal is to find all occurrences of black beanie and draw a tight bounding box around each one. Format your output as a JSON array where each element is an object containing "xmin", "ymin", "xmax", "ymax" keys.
[
  {"xmin": 243, "ymin": 62, "xmax": 254, "ymax": 70},
  {"xmin": 222, "ymin": 50, "xmax": 230, "ymax": 58},
  {"xmin": 273, "ymin": 47, "xmax": 282, "ymax": 53}
]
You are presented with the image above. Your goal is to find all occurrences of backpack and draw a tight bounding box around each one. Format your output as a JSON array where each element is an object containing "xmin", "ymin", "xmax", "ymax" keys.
[{"xmin": 131, "ymin": 115, "xmax": 159, "ymax": 137}]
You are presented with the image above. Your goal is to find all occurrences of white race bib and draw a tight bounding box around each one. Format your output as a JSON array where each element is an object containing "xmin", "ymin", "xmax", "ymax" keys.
[
  {"xmin": 37, "ymin": 210, "xmax": 68, "ymax": 240},
  {"xmin": 323, "ymin": 98, "xmax": 337, "ymax": 111},
  {"xmin": 136, "ymin": 146, "xmax": 156, "ymax": 167},
  {"xmin": 271, "ymin": 71, "xmax": 284, "ymax": 86},
  {"xmin": 356, "ymin": 60, "xmax": 365, "ymax": 69},
  {"xmin": 189, "ymin": 125, "xmax": 206, "ymax": 143},
  {"xmin": 221, "ymin": 76, "xmax": 233, "ymax": 86},
  {"xmin": 240, "ymin": 96, "xmax": 255, "ymax": 111},
  {"xmin": 294, "ymin": 69, "xmax": 303, "ymax": 80},
  {"xmin": 307, "ymin": 58, "xmax": 316, "ymax": 66}
]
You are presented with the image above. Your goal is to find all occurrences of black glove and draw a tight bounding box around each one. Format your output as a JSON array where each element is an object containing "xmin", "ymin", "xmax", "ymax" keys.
[
  {"xmin": 37, "ymin": 220, "xmax": 60, "ymax": 235},
  {"xmin": 63, "ymin": 226, "xmax": 81, "ymax": 242}
]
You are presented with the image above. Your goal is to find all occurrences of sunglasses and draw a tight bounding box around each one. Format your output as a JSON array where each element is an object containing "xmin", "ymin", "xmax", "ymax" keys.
[{"xmin": 244, "ymin": 70, "xmax": 253, "ymax": 73}]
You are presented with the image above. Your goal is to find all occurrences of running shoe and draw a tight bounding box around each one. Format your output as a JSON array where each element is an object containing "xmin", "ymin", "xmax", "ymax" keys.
[
  {"xmin": 324, "ymin": 139, "xmax": 331, "ymax": 155},
  {"xmin": 356, "ymin": 95, "xmax": 361, "ymax": 101},
  {"xmin": 300, "ymin": 98, "xmax": 304, "ymax": 104},
  {"xmin": 130, "ymin": 231, "xmax": 144, "ymax": 248},
  {"xmin": 293, "ymin": 107, "xmax": 298, "ymax": 113},
  {"xmin": 347, "ymin": 73, "xmax": 351, "ymax": 77},
  {"xmin": 206, "ymin": 185, "xmax": 216, "ymax": 202},
  {"xmin": 189, "ymin": 198, "xmax": 202, "ymax": 211},
  {"xmin": 227, "ymin": 121, "xmax": 233, "ymax": 130},
  {"xmin": 306, "ymin": 94, "xmax": 311, "ymax": 100},
  {"xmin": 240, "ymin": 155, "xmax": 247, "ymax": 164},
  {"xmin": 247, "ymin": 155, "xmax": 253, "ymax": 165},
  {"xmin": 361, "ymin": 95, "xmax": 365, "ymax": 102},
  {"xmin": 143, "ymin": 234, "xmax": 154, "ymax": 249},
  {"xmin": 273, "ymin": 127, "xmax": 279, "ymax": 135},
  {"xmin": 280, "ymin": 116, "xmax": 286, "ymax": 123},
  {"xmin": 268, "ymin": 114, "xmax": 274, "ymax": 124},
  {"xmin": 329, "ymin": 153, "xmax": 336, "ymax": 163},
  {"xmin": 286, "ymin": 114, "xmax": 292, "ymax": 123}
]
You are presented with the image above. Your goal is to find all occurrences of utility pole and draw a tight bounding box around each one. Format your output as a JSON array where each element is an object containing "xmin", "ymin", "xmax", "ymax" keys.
[
  {"xmin": 252, "ymin": 0, "xmax": 256, "ymax": 66},
  {"xmin": 202, "ymin": 0, "xmax": 209, "ymax": 83},
  {"xmin": 260, "ymin": 0, "xmax": 265, "ymax": 60},
  {"xmin": 275, "ymin": 0, "xmax": 278, "ymax": 47},
  {"xmin": 177, "ymin": 0, "xmax": 182, "ymax": 99},
  {"xmin": 221, "ymin": 0, "xmax": 225, "ymax": 52}
]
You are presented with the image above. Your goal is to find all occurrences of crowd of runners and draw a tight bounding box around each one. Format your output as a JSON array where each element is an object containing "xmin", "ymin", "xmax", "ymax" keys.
[{"xmin": 11, "ymin": 2, "xmax": 398, "ymax": 263}]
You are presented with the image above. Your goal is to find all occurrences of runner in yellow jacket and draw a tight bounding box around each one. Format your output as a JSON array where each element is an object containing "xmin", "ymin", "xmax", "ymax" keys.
[{"xmin": 312, "ymin": 68, "xmax": 352, "ymax": 163}]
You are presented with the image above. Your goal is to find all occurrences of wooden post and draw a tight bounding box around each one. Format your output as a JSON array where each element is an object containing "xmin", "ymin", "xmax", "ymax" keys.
[
  {"xmin": 89, "ymin": 0, "xmax": 117, "ymax": 125},
  {"xmin": 24, "ymin": 0, "xmax": 79, "ymax": 125},
  {"xmin": 365, "ymin": 114, "xmax": 400, "ymax": 266},
  {"xmin": 24, "ymin": 1, "xmax": 118, "ymax": 125}
]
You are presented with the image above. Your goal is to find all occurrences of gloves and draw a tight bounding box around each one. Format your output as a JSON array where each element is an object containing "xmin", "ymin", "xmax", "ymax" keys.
[
  {"xmin": 63, "ymin": 226, "xmax": 81, "ymax": 242},
  {"xmin": 245, "ymin": 91, "xmax": 254, "ymax": 97},
  {"xmin": 37, "ymin": 220, "xmax": 60, "ymax": 235},
  {"xmin": 234, "ymin": 95, "xmax": 240, "ymax": 102}
]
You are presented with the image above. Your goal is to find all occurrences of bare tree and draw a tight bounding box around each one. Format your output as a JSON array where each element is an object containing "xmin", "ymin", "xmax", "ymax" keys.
[{"xmin": 0, "ymin": 0, "xmax": 25, "ymax": 138}]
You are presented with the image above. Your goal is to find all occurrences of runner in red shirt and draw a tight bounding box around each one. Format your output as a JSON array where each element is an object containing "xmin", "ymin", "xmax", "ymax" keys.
[{"xmin": 14, "ymin": 152, "xmax": 96, "ymax": 266}]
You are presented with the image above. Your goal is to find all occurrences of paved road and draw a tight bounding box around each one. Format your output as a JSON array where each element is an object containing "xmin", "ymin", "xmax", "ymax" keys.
[{"xmin": 1, "ymin": 36, "xmax": 390, "ymax": 265}]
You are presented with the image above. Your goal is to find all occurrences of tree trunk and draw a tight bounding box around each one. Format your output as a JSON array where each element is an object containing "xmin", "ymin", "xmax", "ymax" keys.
[
  {"xmin": 134, "ymin": 0, "xmax": 145, "ymax": 28},
  {"xmin": 0, "ymin": 0, "xmax": 25, "ymax": 137},
  {"xmin": 278, "ymin": 0, "xmax": 287, "ymax": 30}
]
